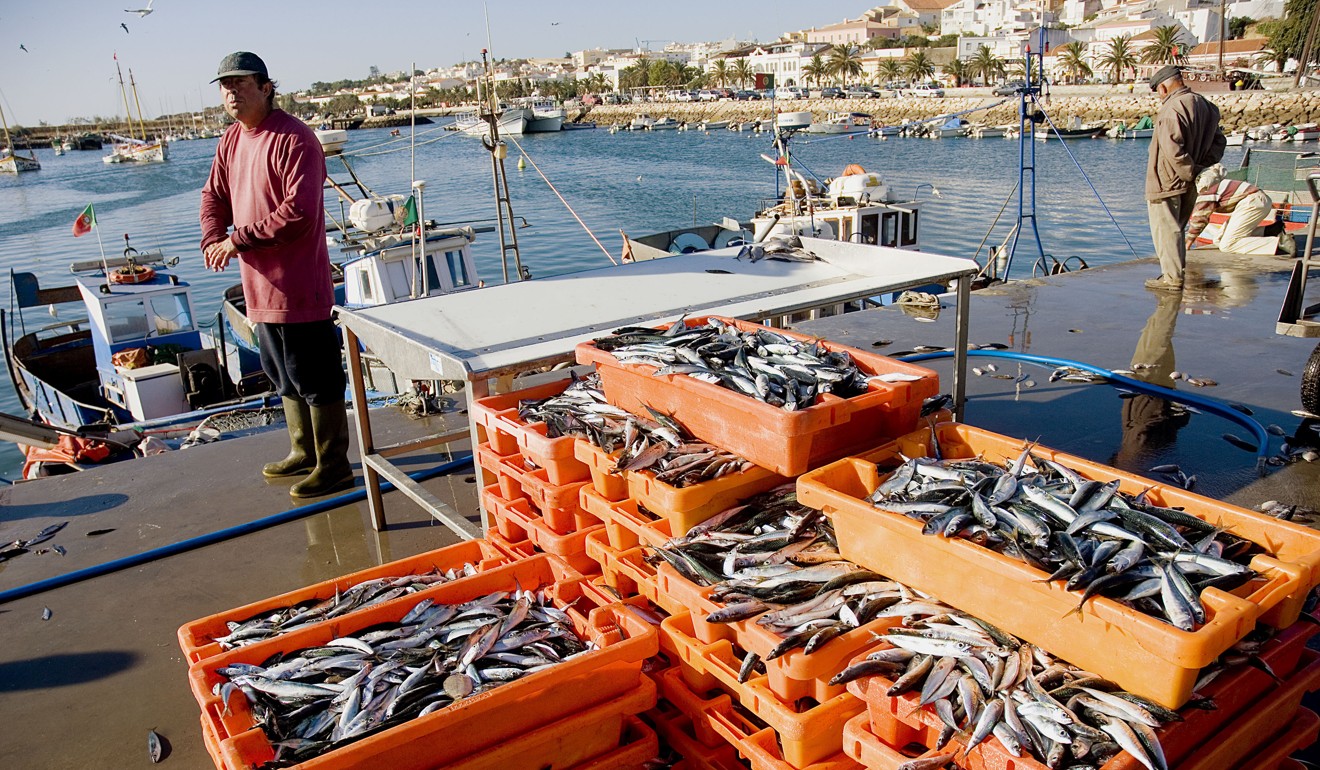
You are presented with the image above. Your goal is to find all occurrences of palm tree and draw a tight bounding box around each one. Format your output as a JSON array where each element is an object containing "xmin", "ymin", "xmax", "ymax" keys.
[
  {"xmin": 969, "ymin": 45, "xmax": 1005, "ymax": 85},
  {"xmin": 1056, "ymin": 41, "xmax": 1093, "ymax": 84},
  {"xmin": 1257, "ymin": 45, "xmax": 1289, "ymax": 73},
  {"xmin": 711, "ymin": 59, "xmax": 730, "ymax": 88},
  {"xmin": 1099, "ymin": 35, "xmax": 1139, "ymax": 83},
  {"xmin": 942, "ymin": 59, "xmax": 970, "ymax": 87},
  {"xmin": 877, "ymin": 58, "xmax": 903, "ymax": 84},
  {"xmin": 828, "ymin": 43, "xmax": 865, "ymax": 86},
  {"xmin": 1141, "ymin": 25, "xmax": 1186, "ymax": 65},
  {"xmin": 903, "ymin": 50, "xmax": 935, "ymax": 82},
  {"xmin": 803, "ymin": 54, "xmax": 829, "ymax": 88},
  {"xmin": 732, "ymin": 57, "xmax": 754, "ymax": 89}
]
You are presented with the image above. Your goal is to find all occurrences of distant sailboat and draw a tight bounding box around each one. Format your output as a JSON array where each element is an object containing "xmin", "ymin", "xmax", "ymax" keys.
[
  {"xmin": 0, "ymin": 98, "xmax": 40, "ymax": 174},
  {"xmin": 104, "ymin": 58, "xmax": 168, "ymax": 164}
]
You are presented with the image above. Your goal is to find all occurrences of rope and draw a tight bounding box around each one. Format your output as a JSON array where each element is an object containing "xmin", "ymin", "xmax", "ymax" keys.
[
  {"xmin": 345, "ymin": 122, "xmax": 461, "ymax": 158},
  {"xmin": 1033, "ymin": 99, "xmax": 1142, "ymax": 259},
  {"xmin": 505, "ymin": 134, "xmax": 618, "ymax": 266},
  {"xmin": 972, "ymin": 178, "xmax": 1021, "ymax": 270}
]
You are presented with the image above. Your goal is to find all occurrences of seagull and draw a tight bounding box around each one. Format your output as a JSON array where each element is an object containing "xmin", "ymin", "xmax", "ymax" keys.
[
  {"xmin": 124, "ymin": 0, "xmax": 154, "ymax": 17},
  {"xmin": 551, "ymin": 22, "xmax": 560, "ymax": 25},
  {"xmin": 19, "ymin": 44, "xmax": 27, "ymax": 52},
  {"xmin": 120, "ymin": 22, "xmax": 130, "ymax": 33}
]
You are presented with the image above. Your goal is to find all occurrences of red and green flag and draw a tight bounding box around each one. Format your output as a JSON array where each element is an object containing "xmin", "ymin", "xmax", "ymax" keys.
[
  {"xmin": 401, "ymin": 195, "xmax": 418, "ymax": 227},
  {"xmin": 72, "ymin": 204, "xmax": 96, "ymax": 237}
]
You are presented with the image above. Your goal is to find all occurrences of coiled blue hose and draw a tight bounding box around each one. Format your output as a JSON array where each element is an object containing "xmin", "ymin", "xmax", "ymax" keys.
[
  {"xmin": 0, "ymin": 453, "xmax": 475, "ymax": 605},
  {"xmin": 898, "ymin": 349, "xmax": 1271, "ymax": 465}
]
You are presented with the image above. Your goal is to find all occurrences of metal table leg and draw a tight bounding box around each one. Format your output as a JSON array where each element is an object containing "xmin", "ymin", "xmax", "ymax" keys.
[
  {"xmin": 953, "ymin": 274, "xmax": 971, "ymax": 421},
  {"xmin": 344, "ymin": 326, "xmax": 385, "ymax": 530}
]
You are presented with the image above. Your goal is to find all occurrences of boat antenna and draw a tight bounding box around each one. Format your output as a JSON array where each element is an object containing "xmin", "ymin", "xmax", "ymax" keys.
[
  {"xmin": 998, "ymin": 24, "xmax": 1049, "ymax": 281},
  {"xmin": 479, "ymin": 48, "xmax": 525, "ymax": 283}
]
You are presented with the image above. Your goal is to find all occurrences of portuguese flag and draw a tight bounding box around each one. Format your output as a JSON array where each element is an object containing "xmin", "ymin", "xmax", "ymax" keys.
[{"xmin": 72, "ymin": 204, "xmax": 96, "ymax": 237}]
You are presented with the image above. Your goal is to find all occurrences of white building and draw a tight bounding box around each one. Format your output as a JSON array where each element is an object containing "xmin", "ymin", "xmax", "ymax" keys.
[
  {"xmin": 728, "ymin": 41, "xmax": 832, "ymax": 88},
  {"xmin": 942, "ymin": 0, "xmax": 1057, "ymax": 37}
]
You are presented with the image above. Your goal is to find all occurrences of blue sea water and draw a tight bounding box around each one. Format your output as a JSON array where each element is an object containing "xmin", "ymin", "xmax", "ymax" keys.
[{"xmin": 0, "ymin": 123, "xmax": 1249, "ymax": 478}]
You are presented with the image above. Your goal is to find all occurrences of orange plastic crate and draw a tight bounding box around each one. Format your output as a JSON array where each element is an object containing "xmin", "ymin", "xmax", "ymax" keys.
[
  {"xmin": 482, "ymin": 483, "xmax": 530, "ymax": 542},
  {"xmin": 797, "ymin": 422, "xmax": 1320, "ymax": 709},
  {"xmin": 842, "ymin": 711, "xmax": 945, "ymax": 770},
  {"xmin": 176, "ymin": 538, "xmax": 508, "ymax": 664},
  {"xmin": 574, "ymin": 440, "xmax": 787, "ymax": 535},
  {"xmin": 658, "ymin": 564, "xmax": 904, "ymax": 702},
  {"xmin": 663, "ymin": 612, "xmax": 864, "ymax": 768},
  {"xmin": 190, "ymin": 555, "xmax": 657, "ymax": 770},
  {"xmin": 845, "ymin": 623, "xmax": 1320, "ymax": 770},
  {"xmin": 200, "ymin": 714, "xmax": 223, "ymax": 770},
  {"xmin": 568, "ymin": 715, "xmax": 661, "ymax": 770},
  {"xmin": 485, "ymin": 529, "xmax": 536, "ymax": 561},
  {"xmin": 582, "ymin": 485, "xmax": 674, "ymax": 551},
  {"xmin": 1180, "ymin": 656, "xmax": 1320, "ymax": 770},
  {"xmin": 434, "ymin": 678, "xmax": 656, "ymax": 770},
  {"xmin": 575, "ymin": 316, "xmax": 938, "ymax": 477},
  {"xmin": 474, "ymin": 441, "xmax": 524, "ymax": 500},
  {"xmin": 494, "ymin": 451, "xmax": 596, "ymax": 534},
  {"xmin": 470, "ymin": 378, "xmax": 591, "ymax": 485},
  {"xmin": 575, "ymin": 438, "xmax": 632, "ymax": 502},
  {"xmin": 708, "ymin": 708, "xmax": 862, "ymax": 770},
  {"xmin": 646, "ymin": 700, "xmax": 750, "ymax": 770},
  {"xmin": 493, "ymin": 493, "xmax": 605, "ymax": 576},
  {"xmin": 585, "ymin": 529, "xmax": 651, "ymax": 599}
]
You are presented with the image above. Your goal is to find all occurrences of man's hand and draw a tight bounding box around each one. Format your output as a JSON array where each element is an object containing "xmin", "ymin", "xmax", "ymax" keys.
[{"xmin": 204, "ymin": 237, "xmax": 238, "ymax": 272}]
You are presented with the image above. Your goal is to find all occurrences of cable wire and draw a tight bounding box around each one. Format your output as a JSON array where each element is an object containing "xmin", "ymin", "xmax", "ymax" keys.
[
  {"xmin": 505, "ymin": 134, "xmax": 618, "ymax": 265},
  {"xmin": 1033, "ymin": 99, "xmax": 1143, "ymax": 259}
]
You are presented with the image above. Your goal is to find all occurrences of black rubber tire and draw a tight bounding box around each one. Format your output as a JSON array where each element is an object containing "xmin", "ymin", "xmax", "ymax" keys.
[{"xmin": 1304, "ymin": 341, "xmax": 1320, "ymax": 415}]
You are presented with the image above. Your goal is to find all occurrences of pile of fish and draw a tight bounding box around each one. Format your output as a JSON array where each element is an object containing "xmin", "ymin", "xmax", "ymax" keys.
[
  {"xmin": 212, "ymin": 564, "xmax": 484, "ymax": 650},
  {"xmin": 831, "ymin": 592, "xmax": 1177, "ymax": 770},
  {"xmin": 215, "ymin": 588, "xmax": 594, "ymax": 767},
  {"xmin": 517, "ymin": 374, "xmax": 753, "ymax": 487},
  {"xmin": 733, "ymin": 235, "xmax": 818, "ymax": 264},
  {"xmin": 593, "ymin": 317, "xmax": 916, "ymax": 411},
  {"xmin": 653, "ymin": 485, "xmax": 895, "ymax": 670},
  {"xmin": 867, "ymin": 444, "xmax": 1261, "ymax": 631}
]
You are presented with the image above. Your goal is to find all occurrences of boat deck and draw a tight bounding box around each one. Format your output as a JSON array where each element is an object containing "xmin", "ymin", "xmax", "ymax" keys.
[{"xmin": 2, "ymin": 247, "xmax": 1320, "ymax": 767}]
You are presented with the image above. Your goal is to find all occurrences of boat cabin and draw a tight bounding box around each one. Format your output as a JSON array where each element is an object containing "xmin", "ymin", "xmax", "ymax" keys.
[
  {"xmin": 6, "ymin": 253, "xmax": 236, "ymax": 430},
  {"xmin": 341, "ymin": 227, "xmax": 480, "ymax": 308}
]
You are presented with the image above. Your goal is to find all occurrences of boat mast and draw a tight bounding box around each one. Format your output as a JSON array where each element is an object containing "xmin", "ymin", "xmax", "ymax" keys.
[
  {"xmin": 1000, "ymin": 24, "xmax": 1048, "ymax": 280},
  {"xmin": 128, "ymin": 69, "xmax": 148, "ymax": 141},
  {"xmin": 0, "ymin": 99, "xmax": 14, "ymax": 154},
  {"xmin": 479, "ymin": 48, "xmax": 525, "ymax": 284},
  {"xmin": 115, "ymin": 58, "xmax": 135, "ymax": 141}
]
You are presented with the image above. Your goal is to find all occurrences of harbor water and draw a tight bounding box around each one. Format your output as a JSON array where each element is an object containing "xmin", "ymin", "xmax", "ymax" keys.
[{"xmin": 0, "ymin": 122, "xmax": 1250, "ymax": 478}]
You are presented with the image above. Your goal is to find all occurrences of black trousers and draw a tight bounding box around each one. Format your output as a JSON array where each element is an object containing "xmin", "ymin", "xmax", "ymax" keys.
[{"xmin": 256, "ymin": 319, "xmax": 346, "ymax": 407}]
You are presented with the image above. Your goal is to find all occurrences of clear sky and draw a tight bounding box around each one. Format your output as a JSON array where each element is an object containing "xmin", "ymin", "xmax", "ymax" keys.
[{"xmin": 2, "ymin": 0, "xmax": 876, "ymax": 126}]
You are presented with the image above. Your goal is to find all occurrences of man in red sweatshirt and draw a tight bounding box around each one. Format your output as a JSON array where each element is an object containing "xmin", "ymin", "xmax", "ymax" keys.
[{"xmin": 200, "ymin": 52, "xmax": 353, "ymax": 498}]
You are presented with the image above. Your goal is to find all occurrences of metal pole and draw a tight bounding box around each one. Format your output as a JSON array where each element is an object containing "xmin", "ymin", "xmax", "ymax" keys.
[
  {"xmin": 1295, "ymin": 2, "xmax": 1320, "ymax": 88},
  {"xmin": 952, "ymin": 274, "xmax": 972, "ymax": 421},
  {"xmin": 1218, "ymin": 0, "xmax": 1227, "ymax": 77},
  {"xmin": 414, "ymin": 180, "xmax": 427, "ymax": 297}
]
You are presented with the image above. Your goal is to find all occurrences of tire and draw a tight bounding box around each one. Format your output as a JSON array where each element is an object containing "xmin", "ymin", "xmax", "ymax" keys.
[{"xmin": 1303, "ymin": 341, "xmax": 1320, "ymax": 415}]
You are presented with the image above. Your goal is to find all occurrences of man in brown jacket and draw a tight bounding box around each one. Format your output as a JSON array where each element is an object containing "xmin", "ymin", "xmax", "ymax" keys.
[{"xmin": 1145, "ymin": 65, "xmax": 1226, "ymax": 291}]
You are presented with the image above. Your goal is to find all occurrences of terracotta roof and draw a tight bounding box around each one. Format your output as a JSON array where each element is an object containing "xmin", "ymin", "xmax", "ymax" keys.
[
  {"xmin": 1187, "ymin": 37, "xmax": 1269, "ymax": 56},
  {"xmin": 1130, "ymin": 29, "xmax": 1161, "ymax": 41}
]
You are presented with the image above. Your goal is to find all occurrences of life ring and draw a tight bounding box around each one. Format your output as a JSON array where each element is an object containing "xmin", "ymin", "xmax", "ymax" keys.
[{"xmin": 109, "ymin": 265, "xmax": 157, "ymax": 284}]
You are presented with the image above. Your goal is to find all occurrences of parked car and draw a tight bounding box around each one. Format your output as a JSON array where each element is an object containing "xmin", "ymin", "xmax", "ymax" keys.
[
  {"xmin": 811, "ymin": 86, "xmax": 844, "ymax": 99},
  {"xmin": 993, "ymin": 81, "xmax": 1027, "ymax": 96},
  {"xmin": 906, "ymin": 83, "xmax": 945, "ymax": 97},
  {"xmin": 844, "ymin": 86, "xmax": 876, "ymax": 99},
  {"xmin": 773, "ymin": 86, "xmax": 804, "ymax": 100},
  {"xmin": 697, "ymin": 89, "xmax": 719, "ymax": 101},
  {"xmin": 735, "ymin": 89, "xmax": 762, "ymax": 100}
]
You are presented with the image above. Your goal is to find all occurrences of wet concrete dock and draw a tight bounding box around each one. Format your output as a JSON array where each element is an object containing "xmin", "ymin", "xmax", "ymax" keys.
[{"xmin": 1, "ymin": 247, "xmax": 1319, "ymax": 768}]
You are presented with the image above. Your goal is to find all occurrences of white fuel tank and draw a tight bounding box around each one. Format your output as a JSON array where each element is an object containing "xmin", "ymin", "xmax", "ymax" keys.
[{"xmin": 349, "ymin": 195, "xmax": 409, "ymax": 233}]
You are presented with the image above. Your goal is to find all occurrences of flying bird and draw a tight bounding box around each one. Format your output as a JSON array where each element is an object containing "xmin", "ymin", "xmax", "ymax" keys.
[
  {"xmin": 551, "ymin": 22, "xmax": 560, "ymax": 25},
  {"xmin": 19, "ymin": 44, "xmax": 27, "ymax": 52},
  {"xmin": 124, "ymin": 0, "xmax": 154, "ymax": 17},
  {"xmin": 120, "ymin": 22, "xmax": 130, "ymax": 33}
]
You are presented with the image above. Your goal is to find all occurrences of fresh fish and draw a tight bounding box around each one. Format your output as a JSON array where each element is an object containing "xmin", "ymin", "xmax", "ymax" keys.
[{"xmin": 147, "ymin": 729, "xmax": 164, "ymax": 763}]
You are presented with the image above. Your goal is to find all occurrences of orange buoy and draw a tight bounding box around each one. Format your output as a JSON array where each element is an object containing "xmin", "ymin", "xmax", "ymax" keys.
[
  {"xmin": 841, "ymin": 163, "xmax": 866, "ymax": 176},
  {"xmin": 108, "ymin": 264, "xmax": 157, "ymax": 285}
]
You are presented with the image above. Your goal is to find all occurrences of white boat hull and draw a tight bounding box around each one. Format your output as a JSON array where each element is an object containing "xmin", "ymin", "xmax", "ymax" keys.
[
  {"xmin": 454, "ymin": 111, "xmax": 529, "ymax": 136},
  {"xmin": 103, "ymin": 141, "xmax": 168, "ymax": 164},
  {"xmin": 0, "ymin": 152, "xmax": 40, "ymax": 173},
  {"xmin": 525, "ymin": 115, "xmax": 564, "ymax": 133},
  {"xmin": 649, "ymin": 121, "xmax": 679, "ymax": 130}
]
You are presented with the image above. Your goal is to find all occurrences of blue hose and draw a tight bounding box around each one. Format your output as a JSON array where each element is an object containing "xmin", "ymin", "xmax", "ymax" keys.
[
  {"xmin": 898, "ymin": 349, "xmax": 1272, "ymax": 465},
  {"xmin": 0, "ymin": 454, "xmax": 475, "ymax": 605}
]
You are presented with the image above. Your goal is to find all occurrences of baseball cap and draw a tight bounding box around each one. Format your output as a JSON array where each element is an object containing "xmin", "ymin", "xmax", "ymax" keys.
[
  {"xmin": 212, "ymin": 51, "xmax": 268, "ymax": 83},
  {"xmin": 1149, "ymin": 64, "xmax": 1182, "ymax": 92}
]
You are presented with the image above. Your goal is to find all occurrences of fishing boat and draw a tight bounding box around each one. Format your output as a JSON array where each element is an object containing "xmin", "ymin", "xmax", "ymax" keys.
[
  {"xmin": 629, "ymin": 111, "xmax": 926, "ymax": 260},
  {"xmin": 452, "ymin": 106, "xmax": 530, "ymax": 136},
  {"xmin": 803, "ymin": 111, "xmax": 871, "ymax": 135},
  {"xmin": 524, "ymin": 99, "xmax": 566, "ymax": 133},
  {"xmin": 0, "ymin": 100, "xmax": 40, "ymax": 174},
  {"xmin": 928, "ymin": 117, "xmax": 967, "ymax": 138},
  {"xmin": 1225, "ymin": 131, "xmax": 1247, "ymax": 147},
  {"xmin": 869, "ymin": 125, "xmax": 901, "ymax": 137},
  {"xmin": 1107, "ymin": 115, "xmax": 1154, "ymax": 139},
  {"xmin": 968, "ymin": 124, "xmax": 1009, "ymax": 139},
  {"xmin": 698, "ymin": 120, "xmax": 730, "ymax": 131},
  {"xmin": 648, "ymin": 117, "xmax": 680, "ymax": 131},
  {"xmin": 628, "ymin": 113, "xmax": 655, "ymax": 131},
  {"xmin": 1292, "ymin": 123, "xmax": 1320, "ymax": 142},
  {"xmin": 2, "ymin": 237, "xmax": 279, "ymax": 476},
  {"xmin": 1035, "ymin": 122, "xmax": 1105, "ymax": 140},
  {"xmin": 103, "ymin": 59, "xmax": 168, "ymax": 164},
  {"xmin": 561, "ymin": 121, "xmax": 596, "ymax": 131}
]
